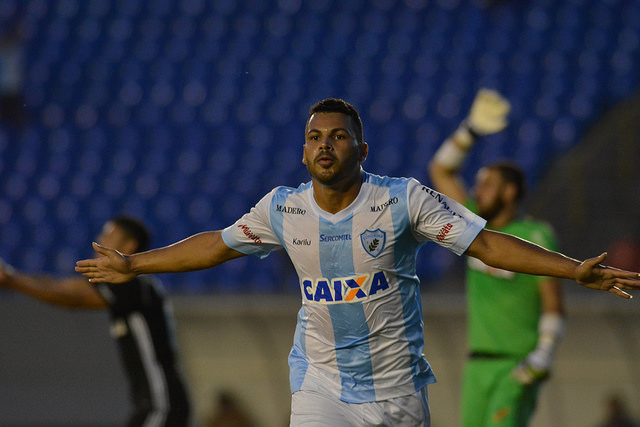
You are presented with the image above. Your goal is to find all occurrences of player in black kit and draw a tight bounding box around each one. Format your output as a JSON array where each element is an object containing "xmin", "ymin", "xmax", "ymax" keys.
[{"xmin": 0, "ymin": 215, "xmax": 190, "ymax": 426}]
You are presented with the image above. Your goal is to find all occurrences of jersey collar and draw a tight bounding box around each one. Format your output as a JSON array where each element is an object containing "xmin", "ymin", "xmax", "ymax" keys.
[{"xmin": 307, "ymin": 171, "xmax": 372, "ymax": 224}]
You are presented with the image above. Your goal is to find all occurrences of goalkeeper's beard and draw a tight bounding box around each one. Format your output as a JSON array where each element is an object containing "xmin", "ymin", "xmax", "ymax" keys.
[{"xmin": 478, "ymin": 198, "xmax": 505, "ymax": 224}]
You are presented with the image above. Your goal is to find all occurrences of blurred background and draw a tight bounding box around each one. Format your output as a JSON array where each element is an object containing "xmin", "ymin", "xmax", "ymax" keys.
[{"xmin": 0, "ymin": 0, "xmax": 639, "ymax": 426}]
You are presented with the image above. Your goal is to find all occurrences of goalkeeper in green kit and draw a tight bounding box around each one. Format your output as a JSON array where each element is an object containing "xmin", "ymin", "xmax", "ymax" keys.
[{"xmin": 428, "ymin": 89, "xmax": 566, "ymax": 427}]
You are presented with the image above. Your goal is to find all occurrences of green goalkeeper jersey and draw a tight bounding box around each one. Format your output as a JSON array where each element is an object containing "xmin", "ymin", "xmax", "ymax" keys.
[{"xmin": 465, "ymin": 202, "xmax": 559, "ymax": 357}]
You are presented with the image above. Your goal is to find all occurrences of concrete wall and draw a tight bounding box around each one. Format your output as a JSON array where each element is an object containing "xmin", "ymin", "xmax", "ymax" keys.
[{"xmin": 1, "ymin": 287, "xmax": 639, "ymax": 427}]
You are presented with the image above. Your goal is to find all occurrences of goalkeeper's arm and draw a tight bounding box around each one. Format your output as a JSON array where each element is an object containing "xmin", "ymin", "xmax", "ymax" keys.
[
  {"xmin": 511, "ymin": 310, "xmax": 566, "ymax": 386},
  {"xmin": 428, "ymin": 88, "xmax": 511, "ymax": 203},
  {"xmin": 512, "ymin": 275, "xmax": 566, "ymax": 385}
]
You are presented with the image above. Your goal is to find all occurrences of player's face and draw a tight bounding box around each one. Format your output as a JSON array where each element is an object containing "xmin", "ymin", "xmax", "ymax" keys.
[
  {"xmin": 97, "ymin": 222, "xmax": 136, "ymax": 255},
  {"xmin": 302, "ymin": 112, "xmax": 367, "ymax": 187},
  {"xmin": 474, "ymin": 167, "xmax": 508, "ymax": 221}
]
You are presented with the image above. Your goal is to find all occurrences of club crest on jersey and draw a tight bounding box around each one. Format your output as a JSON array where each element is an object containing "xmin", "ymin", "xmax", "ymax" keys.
[
  {"xmin": 360, "ymin": 229, "xmax": 386, "ymax": 258},
  {"xmin": 301, "ymin": 271, "xmax": 390, "ymax": 304}
]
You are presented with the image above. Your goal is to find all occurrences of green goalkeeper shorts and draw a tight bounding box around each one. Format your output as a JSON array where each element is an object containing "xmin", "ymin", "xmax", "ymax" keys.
[{"xmin": 462, "ymin": 357, "xmax": 541, "ymax": 427}]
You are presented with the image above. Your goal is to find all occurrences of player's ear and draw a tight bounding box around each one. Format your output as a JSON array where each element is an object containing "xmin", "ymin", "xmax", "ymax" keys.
[
  {"xmin": 359, "ymin": 141, "xmax": 369, "ymax": 162},
  {"xmin": 302, "ymin": 144, "xmax": 307, "ymax": 165},
  {"xmin": 503, "ymin": 182, "xmax": 518, "ymax": 203}
]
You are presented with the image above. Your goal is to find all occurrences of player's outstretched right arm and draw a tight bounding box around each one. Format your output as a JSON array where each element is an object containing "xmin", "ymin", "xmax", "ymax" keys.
[{"xmin": 75, "ymin": 230, "xmax": 246, "ymax": 284}]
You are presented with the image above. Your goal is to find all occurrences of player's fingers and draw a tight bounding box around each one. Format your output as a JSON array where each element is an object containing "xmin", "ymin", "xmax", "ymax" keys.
[
  {"xmin": 75, "ymin": 264, "xmax": 108, "ymax": 278},
  {"xmin": 76, "ymin": 257, "xmax": 99, "ymax": 267},
  {"xmin": 75, "ymin": 261, "xmax": 96, "ymax": 271},
  {"xmin": 614, "ymin": 272, "xmax": 640, "ymax": 281},
  {"xmin": 92, "ymin": 242, "xmax": 110, "ymax": 255},
  {"xmin": 75, "ymin": 268, "xmax": 95, "ymax": 277},
  {"xmin": 609, "ymin": 286, "xmax": 632, "ymax": 299},
  {"xmin": 584, "ymin": 252, "xmax": 608, "ymax": 268},
  {"xmin": 612, "ymin": 278, "xmax": 640, "ymax": 289}
]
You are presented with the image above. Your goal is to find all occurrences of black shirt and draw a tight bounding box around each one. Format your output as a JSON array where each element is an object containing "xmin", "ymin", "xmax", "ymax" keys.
[{"xmin": 96, "ymin": 275, "xmax": 190, "ymax": 427}]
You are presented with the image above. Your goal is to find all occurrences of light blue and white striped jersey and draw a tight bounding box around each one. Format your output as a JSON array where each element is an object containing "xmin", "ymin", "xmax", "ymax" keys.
[{"xmin": 222, "ymin": 171, "xmax": 486, "ymax": 403}]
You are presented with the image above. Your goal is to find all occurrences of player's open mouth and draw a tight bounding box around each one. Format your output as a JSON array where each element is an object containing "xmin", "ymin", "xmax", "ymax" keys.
[{"xmin": 316, "ymin": 155, "xmax": 336, "ymax": 166}]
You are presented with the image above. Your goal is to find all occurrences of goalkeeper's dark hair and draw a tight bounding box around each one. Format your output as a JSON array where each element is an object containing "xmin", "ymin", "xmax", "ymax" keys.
[
  {"xmin": 111, "ymin": 215, "xmax": 151, "ymax": 252},
  {"xmin": 308, "ymin": 98, "xmax": 363, "ymax": 145},
  {"xmin": 487, "ymin": 160, "xmax": 527, "ymax": 202}
]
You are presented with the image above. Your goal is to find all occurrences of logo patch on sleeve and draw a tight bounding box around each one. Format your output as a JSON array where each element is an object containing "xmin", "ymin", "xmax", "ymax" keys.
[{"xmin": 360, "ymin": 229, "xmax": 386, "ymax": 258}]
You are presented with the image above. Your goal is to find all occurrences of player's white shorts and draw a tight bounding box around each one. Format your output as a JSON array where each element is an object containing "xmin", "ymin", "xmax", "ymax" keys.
[{"xmin": 290, "ymin": 386, "xmax": 430, "ymax": 427}]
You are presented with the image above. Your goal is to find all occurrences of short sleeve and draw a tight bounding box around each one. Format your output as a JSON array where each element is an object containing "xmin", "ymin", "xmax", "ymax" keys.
[
  {"xmin": 408, "ymin": 180, "xmax": 486, "ymax": 256},
  {"xmin": 221, "ymin": 188, "xmax": 284, "ymax": 258}
]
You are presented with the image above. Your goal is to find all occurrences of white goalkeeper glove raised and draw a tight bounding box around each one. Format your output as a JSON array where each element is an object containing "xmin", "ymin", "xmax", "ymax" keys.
[
  {"xmin": 465, "ymin": 88, "xmax": 511, "ymax": 137},
  {"xmin": 433, "ymin": 88, "xmax": 511, "ymax": 169}
]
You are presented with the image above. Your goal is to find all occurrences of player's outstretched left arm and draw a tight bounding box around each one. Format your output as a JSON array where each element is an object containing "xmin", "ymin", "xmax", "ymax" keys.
[
  {"xmin": 467, "ymin": 229, "xmax": 640, "ymax": 298},
  {"xmin": 75, "ymin": 230, "xmax": 246, "ymax": 284}
]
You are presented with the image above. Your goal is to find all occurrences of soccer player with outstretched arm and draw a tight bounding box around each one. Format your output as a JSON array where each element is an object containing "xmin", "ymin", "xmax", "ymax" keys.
[{"xmin": 77, "ymin": 99, "xmax": 640, "ymax": 427}]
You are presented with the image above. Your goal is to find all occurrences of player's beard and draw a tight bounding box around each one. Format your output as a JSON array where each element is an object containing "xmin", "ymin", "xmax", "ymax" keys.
[
  {"xmin": 306, "ymin": 152, "xmax": 361, "ymax": 188},
  {"xmin": 477, "ymin": 197, "xmax": 505, "ymax": 223}
]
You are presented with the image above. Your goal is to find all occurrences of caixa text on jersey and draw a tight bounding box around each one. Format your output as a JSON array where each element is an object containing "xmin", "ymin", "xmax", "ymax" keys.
[{"xmin": 301, "ymin": 271, "xmax": 390, "ymax": 304}]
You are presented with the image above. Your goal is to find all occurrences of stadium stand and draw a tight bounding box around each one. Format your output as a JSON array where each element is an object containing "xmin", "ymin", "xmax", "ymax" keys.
[{"xmin": 0, "ymin": 0, "xmax": 638, "ymax": 293}]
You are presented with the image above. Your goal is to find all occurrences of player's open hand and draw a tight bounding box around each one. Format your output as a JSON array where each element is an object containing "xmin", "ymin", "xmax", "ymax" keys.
[
  {"xmin": 574, "ymin": 252, "xmax": 640, "ymax": 298},
  {"xmin": 75, "ymin": 242, "xmax": 136, "ymax": 284}
]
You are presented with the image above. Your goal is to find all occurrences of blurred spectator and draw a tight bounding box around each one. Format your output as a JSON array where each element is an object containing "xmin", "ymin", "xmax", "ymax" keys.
[
  {"xmin": 205, "ymin": 391, "xmax": 255, "ymax": 427},
  {"xmin": 596, "ymin": 393, "xmax": 637, "ymax": 427},
  {"xmin": 0, "ymin": 25, "xmax": 26, "ymax": 128}
]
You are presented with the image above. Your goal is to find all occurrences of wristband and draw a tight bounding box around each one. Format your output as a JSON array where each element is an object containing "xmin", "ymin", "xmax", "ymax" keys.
[
  {"xmin": 539, "ymin": 312, "xmax": 566, "ymax": 339},
  {"xmin": 527, "ymin": 312, "xmax": 566, "ymax": 370},
  {"xmin": 460, "ymin": 120, "xmax": 481, "ymax": 141},
  {"xmin": 432, "ymin": 123, "xmax": 476, "ymax": 170}
]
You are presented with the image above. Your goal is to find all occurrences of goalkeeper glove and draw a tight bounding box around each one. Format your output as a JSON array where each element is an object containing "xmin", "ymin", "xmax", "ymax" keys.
[
  {"xmin": 433, "ymin": 88, "xmax": 511, "ymax": 169},
  {"xmin": 465, "ymin": 88, "xmax": 511, "ymax": 137},
  {"xmin": 511, "ymin": 312, "xmax": 565, "ymax": 386},
  {"xmin": 511, "ymin": 353, "xmax": 551, "ymax": 386}
]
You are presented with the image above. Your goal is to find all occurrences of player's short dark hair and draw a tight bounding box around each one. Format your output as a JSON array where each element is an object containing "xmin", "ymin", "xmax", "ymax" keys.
[
  {"xmin": 487, "ymin": 160, "xmax": 527, "ymax": 202},
  {"xmin": 111, "ymin": 215, "xmax": 151, "ymax": 252},
  {"xmin": 308, "ymin": 98, "xmax": 364, "ymax": 145}
]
